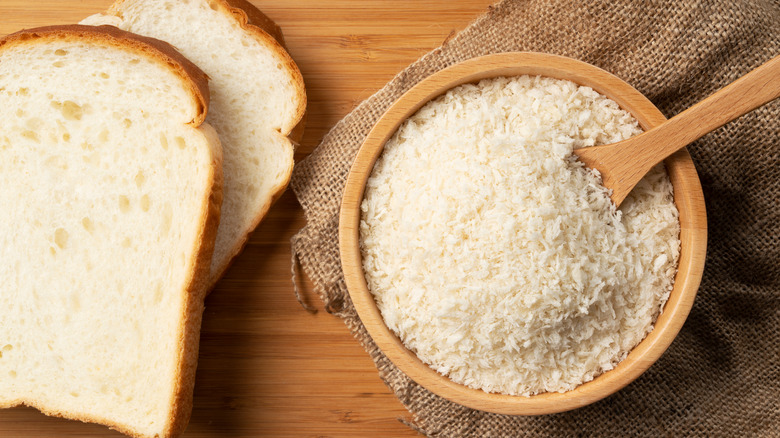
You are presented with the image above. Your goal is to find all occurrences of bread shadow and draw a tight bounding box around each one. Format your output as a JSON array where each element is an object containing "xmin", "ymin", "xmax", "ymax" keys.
[{"xmin": 186, "ymin": 190, "xmax": 303, "ymax": 437}]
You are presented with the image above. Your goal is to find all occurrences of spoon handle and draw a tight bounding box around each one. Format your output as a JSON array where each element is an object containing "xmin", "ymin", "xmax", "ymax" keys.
[
  {"xmin": 573, "ymin": 55, "xmax": 780, "ymax": 207},
  {"xmin": 650, "ymin": 54, "xmax": 780, "ymax": 160}
]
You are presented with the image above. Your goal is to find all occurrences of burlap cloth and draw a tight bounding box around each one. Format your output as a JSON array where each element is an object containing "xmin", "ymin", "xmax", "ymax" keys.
[{"xmin": 290, "ymin": 0, "xmax": 779, "ymax": 436}]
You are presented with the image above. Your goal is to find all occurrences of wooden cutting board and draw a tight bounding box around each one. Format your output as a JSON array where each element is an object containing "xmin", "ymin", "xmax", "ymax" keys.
[{"xmin": 0, "ymin": 1, "xmax": 495, "ymax": 436}]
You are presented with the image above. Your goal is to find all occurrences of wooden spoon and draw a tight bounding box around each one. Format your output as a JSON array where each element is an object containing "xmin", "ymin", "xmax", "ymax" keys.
[{"xmin": 574, "ymin": 55, "xmax": 780, "ymax": 207}]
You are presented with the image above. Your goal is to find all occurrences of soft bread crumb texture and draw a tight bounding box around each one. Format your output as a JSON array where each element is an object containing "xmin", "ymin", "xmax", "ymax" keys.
[
  {"xmin": 360, "ymin": 76, "xmax": 681, "ymax": 396},
  {"xmin": 83, "ymin": 0, "xmax": 304, "ymax": 283},
  {"xmin": 0, "ymin": 40, "xmax": 215, "ymax": 437}
]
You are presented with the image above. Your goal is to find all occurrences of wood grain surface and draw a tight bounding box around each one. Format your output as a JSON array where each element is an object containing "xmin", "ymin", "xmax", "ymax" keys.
[{"xmin": 0, "ymin": 1, "xmax": 496, "ymax": 436}]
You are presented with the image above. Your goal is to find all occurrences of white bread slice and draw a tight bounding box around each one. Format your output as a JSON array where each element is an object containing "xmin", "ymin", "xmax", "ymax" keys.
[
  {"xmin": 0, "ymin": 26, "xmax": 222, "ymax": 438},
  {"xmin": 83, "ymin": 0, "xmax": 306, "ymax": 287}
]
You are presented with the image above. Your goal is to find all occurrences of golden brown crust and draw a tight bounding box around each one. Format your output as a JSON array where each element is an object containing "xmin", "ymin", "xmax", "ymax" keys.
[
  {"xmin": 0, "ymin": 400, "xmax": 146, "ymax": 438},
  {"xmin": 222, "ymin": 0, "xmax": 285, "ymax": 45},
  {"xmin": 167, "ymin": 123, "xmax": 223, "ymax": 438},
  {"xmin": 92, "ymin": 0, "xmax": 305, "ymax": 289},
  {"xmin": 216, "ymin": 0, "xmax": 306, "ymax": 133},
  {"xmin": 221, "ymin": 0, "xmax": 307, "ymax": 144},
  {"xmin": 0, "ymin": 25, "xmax": 221, "ymax": 438},
  {"xmin": 1, "ymin": 25, "xmax": 210, "ymax": 126},
  {"xmin": 207, "ymin": 146, "xmax": 294, "ymax": 291},
  {"xmin": 201, "ymin": 0, "xmax": 306, "ymax": 288},
  {"xmin": 95, "ymin": 0, "xmax": 306, "ymax": 288}
]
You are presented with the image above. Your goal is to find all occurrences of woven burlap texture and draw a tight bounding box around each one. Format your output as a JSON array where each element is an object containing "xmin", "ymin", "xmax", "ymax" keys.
[{"xmin": 290, "ymin": 0, "xmax": 779, "ymax": 436}]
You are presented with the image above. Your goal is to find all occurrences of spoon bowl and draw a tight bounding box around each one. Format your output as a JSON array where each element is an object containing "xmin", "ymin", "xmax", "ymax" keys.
[
  {"xmin": 575, "ymin": 54, "xmax": 779, "ymax": 207},
  {"xmin": 339, "ymin": 52, "xmax": 708, "ymax": 415}
]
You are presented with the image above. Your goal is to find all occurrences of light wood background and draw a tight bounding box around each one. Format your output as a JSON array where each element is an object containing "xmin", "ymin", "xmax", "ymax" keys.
[{"xmin": 0, "ymin": 0, "xmax": 496, "ymax": 436}]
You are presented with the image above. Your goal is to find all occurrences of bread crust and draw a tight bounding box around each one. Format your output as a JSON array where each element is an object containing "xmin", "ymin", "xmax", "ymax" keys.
[
  {"xmin": 218, "ymin": 0, "xmax": 306, "ymax": 132},
  {"xmin": 222, "ymin": 0, "xmax": 307, "ymax": 145},
  {"xmin": 218, "ymin": 0, "xmax": 307, "ymax": 144},
  {"xmin": 208, "ymin": 0, "xmax": 306, "ymax": 288},
  {"xmin": 1, "ymin": 25, "xmax": 210, "ymax": 126},
  {"xmin": 199, "ymin": 0, "xmax": 305, "ymax": 288},
  {"xmin": 205, "ymin": 0, "xmax": 307, "ymax": 288},
  {"xmin": 0, "ymin": 26, "xmax": 222, "ymax": 438},
  {"xmin": 100, "ymin": 0, "xmax": 306, "ymax": 289},
  {"xmin": 166, "ymin": 123, "xmax": 223, "ymax": 438},
  {"xmin": 216, "ymin": 0, "xmax": 306, "ymax": 132},
  {"xmin": 222, "ymin": 0, "xmax": 285, "ymax": 44}
]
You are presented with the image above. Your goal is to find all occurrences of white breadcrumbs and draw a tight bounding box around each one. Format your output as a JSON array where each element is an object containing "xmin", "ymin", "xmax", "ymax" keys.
[{"xmin": 359, "ymin": 76, "xmax": 681, "ymax": 396}]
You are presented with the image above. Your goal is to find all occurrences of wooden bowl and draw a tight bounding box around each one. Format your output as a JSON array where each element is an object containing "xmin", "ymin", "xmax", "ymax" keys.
[{"xmin": 339, "ymin": 52, "xmax": 707, "ymax": 415}]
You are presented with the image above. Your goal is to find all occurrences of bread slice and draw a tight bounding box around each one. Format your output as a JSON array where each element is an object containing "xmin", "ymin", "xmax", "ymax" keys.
[
  {"xmin": 0, "ymin": 25, "xmax": 222, "ymax": 438},
  {"xmin": 83, "ymin": 0, "xmax": 306, "ymax": 287}
]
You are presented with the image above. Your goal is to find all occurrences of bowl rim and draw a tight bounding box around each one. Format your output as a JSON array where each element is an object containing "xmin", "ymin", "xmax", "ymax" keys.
[{"xmin": 339, "ymin": 52, "xmax": 707, "ymax": 415}]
